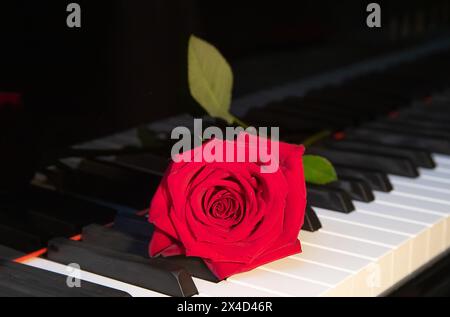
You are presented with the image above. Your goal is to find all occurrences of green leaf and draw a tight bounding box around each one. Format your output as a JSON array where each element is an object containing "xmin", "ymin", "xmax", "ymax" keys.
[
  {"xmin": 188, "ymin": 35, "xmax": 235, "ymax": 124},
  {"xmin": 303, "ymin": 155, "xmax": 337, "ymax": 185}
]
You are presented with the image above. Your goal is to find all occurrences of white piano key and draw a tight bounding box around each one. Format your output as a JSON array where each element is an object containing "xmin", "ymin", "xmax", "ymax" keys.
[
  {"xmin": 421, "ymin": 173, "xmax": 450, "ymax": 185},
  {"xmin": 354, "ymin": 201, "xmax": 442, "ymax": 225},
  {"xmin": 193, "ymin": 278, "xmax": 279, "ymax": 297},
  {"xmin": 317, "ymin": 218, "xmax": 409, "ymax": 247},
  {"xmin": 296, "ymin": 243, "xmax": 371, "ymax": 272},
  {"xmin": 389, "ymin": 175, "xmax": 450, "ymax": 194},
  {"xmin": 433, "ymin": 154, "xmax": 450, "ymax": 165},
  {"xmin": 436, "ymin": 161, "xmax": 450, "ymax": 170},
  {"xmin": 315, "ymin": 207, "xmax": 430, "ymax": 274},
  {"xmin": 299, "ymin": 230, "xmax": 391, "ymax": 259},
  {"xmin": 374, "ymin": 192, "xmax": 450, "ymax": 248},
  {"xmin": 419, "ymin": 168, "xmax": 450, "ymax": 182},
  {"xmin": 259, "ymin": 257, "xmax": 354, "ymax": 295},
  {"xmin": 289, "ymin": 245, "xmax": 375, "ymax": 296},
  {"xmin": 314, "ymin": 207, "xmax": 426, "ymax": 235},
  {"xmin": 434, "ymin": 166, "xmax": 450, "ymax": 174},
  {"xmin": 391, "ymin": 184, "xmax": 450, "ymax": 206},
  {"xmin": 226, "ymin": 268, "xmax": 330, "ymax": 297},
  {"xmin": 374, "ymin": 191, "xmax": 450, "ymax": 216},
  {"xmin": 317, "ymin": 218, "xmax": 412, "ymax": 283},
  {"xmin": 354, "ymin": 201, "xmax": 446, "ymax": 258},
  {"xmin": 299, "ymin": 230, "xmax": 393, "ymax": 296}
]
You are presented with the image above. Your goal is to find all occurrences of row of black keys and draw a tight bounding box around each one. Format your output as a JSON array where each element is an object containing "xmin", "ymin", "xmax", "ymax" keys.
[
  {"xmin": 242, "ymin": 51, "xmax": 450, "ymax": 138},
  {"xmin": 0, "ymin": 213, "xmax": 212, "ymax": 297},
  {"xmin": 51, "ymin": 98, "xmax": 450, "ymax": 215}
]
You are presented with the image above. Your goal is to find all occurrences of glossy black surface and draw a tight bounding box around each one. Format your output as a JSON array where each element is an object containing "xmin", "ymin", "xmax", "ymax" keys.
[
  {"xmin": 47, "ymin": 238, "xmax": 198, "ymax": 297},
  {"xmin": 0, "ymin": 260, "xmax": 130, "ymax": 297}
]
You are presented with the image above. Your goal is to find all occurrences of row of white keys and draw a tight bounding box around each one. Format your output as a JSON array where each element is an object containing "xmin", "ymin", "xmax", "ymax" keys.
[
  {"xmin": 354, "ymin": 201, "xmax": 447, "ymax": 261},
  {"xmin": 315, "ymin": 207, "xmax": 429, "ymax": 276},
  {"xmin": 22, "ymin": 225, "xmax": 389, "ymax": 297},
  {"xmin": 220, "ymin": 229, "xmax": 382, "ymax": 297},
  {"xmin": 221, "ymin": 155, "xmax": 450, "ymax": 297},
  {"xmin": 376, "ymin": 160, "xmax": 450, "ymax": 250},
  {"xmin": 23, "ymin": 257, "xmax": 285, "ymax": 297}
]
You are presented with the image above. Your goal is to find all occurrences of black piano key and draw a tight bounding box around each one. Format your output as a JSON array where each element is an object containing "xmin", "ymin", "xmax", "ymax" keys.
[
  {"xmin": 82, "ymin": 224, "xmax": 149, "ymax": 258},
  {"xmin": 400, "ymin": 112, "xmax": 450, "ymax": 125},
  {"xmin": 26, "ymin": 187, "xmax": 118, "ymax": 234},
  {"xmin": 303, "ymin": 88, "xmax": 396, "ymax": 114},
  {"xmin": 327, "ymin": 139, "xmax": 436, "ymax": 168},
  {"xmin": 47, "ymin": 238, "xmax": 198, "ymax": 297},
  {"xmin": 302, "ymin": 205, "xmax": 322, "ymax": 232},
  {"xmin": 309, "ymin": 148, "xmax": 419, "ymax": 178},
  {"xmin": 26, "ymin": 209, "xmax": 81, "ymax": 239},
  {"xmin": 0, "ymin": 213, "xmax": 45, "ymax": 252},
  {"xmin": 30, "ymin": 188, "xmax": 117, "ymax": 240},
  {"xmin": 108, "ymin": 153, "xmax": 169, "ymax": 176},
  {"xmin": 113, "ymin": 213, "xmax": 154, "ymax": 239},
  {"xmin": 348, "ymin": 128, "xmax": 450, "ymax": 155},
  {"xmin": 0, "ymin": 244, "xmax": 24, "ymax": 260},
  {"xmin": 0, "ymin": 286, "xmax": 35, "ymax": 297},
  {"xmin": 364, "ymin": 122, "xmax": 450, "ymax": 141},
  {"xmin": 50, "ymin": 159, "xmax": 161, "ymax": 209},
  {"xmin": 307, "ymin": 185, "xmax": 354, "ymax": 213},
  {"xmin": 385, "ymin": 117, "xmax": 450, "ymax": 133},
  {"xmin": 334, "ymin": 165, "xmax": 393, "ymax": 192},
  {"xmin": 327, "ymin": 178, "xmax": 375, "ymax": 202},
  {"xmin": 402, "ymin": 108, "xmax": 450, "ymax": 123},
  {"xmin": 244, "ymin": 109, "xmax": 326, "ymax": 134},
  {"xmin": 163, "ymin": 256, "xmax": 220, "ymax": 283},
  {"xmin": 82, "ymin": 224, "xmax": 219, "ymax": 283},
  {"xmin": 344, "ymin": 78, "xmax": 412, "ymax": 104},
  {"xmin": 0, "ymin": 187, "xmax": 117, "ymax": 253},
  {"xmin": 113, "ymin": 215, "xmax": 221, "ymax": 282},
  {"xmin": 260, "ymin": 103, "xmax": 354, "ymax": 128},
  {"xmin": 0, "ymin": 260, "xmax": 130, "ymax": 297},
  {"xmin": 272, "ymin": 97, "xmax": 365, "ymax": 124}
]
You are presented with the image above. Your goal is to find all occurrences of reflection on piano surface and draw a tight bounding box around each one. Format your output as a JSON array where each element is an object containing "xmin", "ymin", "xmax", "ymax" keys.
[{"xmin": 2, "ymin": 1, "xmax": 450, "ymax": 297}]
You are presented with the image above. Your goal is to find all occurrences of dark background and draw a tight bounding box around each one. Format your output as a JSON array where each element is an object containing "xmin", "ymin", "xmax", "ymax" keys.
[{"xmin": 1, "ymin": 0, "xmax": 450, "ymax": 149}]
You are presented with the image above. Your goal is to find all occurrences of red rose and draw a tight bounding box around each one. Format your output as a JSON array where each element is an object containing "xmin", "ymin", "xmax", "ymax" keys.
[{"xmin": 148, "ymin": 133, "xmax": 307, "ymax": 279}]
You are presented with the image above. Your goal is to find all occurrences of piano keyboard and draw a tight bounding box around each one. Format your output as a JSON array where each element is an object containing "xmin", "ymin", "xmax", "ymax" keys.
[
  {"xmin": 2, "ymin": 43, "xmax": 450, "ymax": 297},
  {"xmin": 15, "ymin": 153, "xmax": 450, "ymax": 297}
]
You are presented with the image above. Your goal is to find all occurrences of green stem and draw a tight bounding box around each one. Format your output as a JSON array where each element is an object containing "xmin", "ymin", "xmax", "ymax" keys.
[
  {"xmin": 232, "ymin": 115, "xmax": 249, "ymax": 129},
  {"xmin": 302, "ymin": 130, "xmax": 331, "ymax": 147}
]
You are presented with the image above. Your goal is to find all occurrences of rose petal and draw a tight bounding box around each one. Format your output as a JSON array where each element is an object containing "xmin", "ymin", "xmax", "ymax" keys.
[{"xmin": 203, "ymin": 240, "xmax": 301, "ymax": 280}]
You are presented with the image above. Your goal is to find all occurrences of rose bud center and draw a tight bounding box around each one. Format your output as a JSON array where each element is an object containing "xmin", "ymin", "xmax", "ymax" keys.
[{"xmin": 207, "ymin": 188, "xmax": 244, "ymax": 226}]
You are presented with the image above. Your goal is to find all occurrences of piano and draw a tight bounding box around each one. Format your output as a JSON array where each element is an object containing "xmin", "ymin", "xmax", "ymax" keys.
[{"xmin": 2, "ymin": 1, "xmax": 450, "ymax": 297}]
